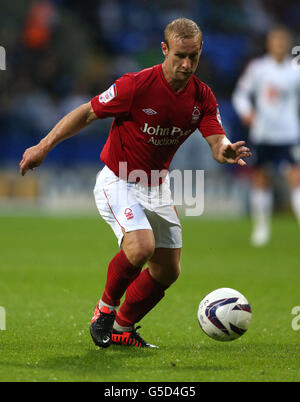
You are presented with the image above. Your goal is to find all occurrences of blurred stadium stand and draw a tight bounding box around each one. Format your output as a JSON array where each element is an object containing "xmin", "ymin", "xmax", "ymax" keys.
[{"xmin": 0, "ymin": 0, "xmax": 299, "ymax": 215}]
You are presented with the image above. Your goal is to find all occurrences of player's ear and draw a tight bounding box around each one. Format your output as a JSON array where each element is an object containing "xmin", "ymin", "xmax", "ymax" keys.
[
  {"xmin": 199, "ymin": 40, "xmax": 203, "ymax": 56},
  {"xmin": 161, "ymin": 41, "xmax": 168, "ymax": 57}
]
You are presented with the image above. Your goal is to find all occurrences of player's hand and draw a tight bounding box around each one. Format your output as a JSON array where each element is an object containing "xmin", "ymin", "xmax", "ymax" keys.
[
  {"xmin": 242, "ymin": 112, "xmax": 255, "ymax": 128},
  {"xmin": 221, "ymin": 141, "xmax": 251, "ymax": 167},
  {"xmin": 19, "ymin": 144, "xmax": 48, "ymax": 176}
]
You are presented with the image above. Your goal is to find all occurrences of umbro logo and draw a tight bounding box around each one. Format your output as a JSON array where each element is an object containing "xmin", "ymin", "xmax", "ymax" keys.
[{"xmin": 142, "ymin": 108, "xmax": 157, "ymax": 115}]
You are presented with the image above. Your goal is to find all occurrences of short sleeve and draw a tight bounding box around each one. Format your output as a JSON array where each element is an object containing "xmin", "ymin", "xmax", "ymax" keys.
[
  {"xmin": 91, "ymin": 74, "xmax": 135, "ymax": 119},
  {"xmin": 199, "ymin": 86, "xmax": 226, "ymax": 138}
]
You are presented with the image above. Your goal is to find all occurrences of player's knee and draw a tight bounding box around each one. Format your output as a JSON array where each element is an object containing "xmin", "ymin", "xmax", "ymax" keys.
[
  {"xmin": 287, "ymin": 166, "xmax": 300, "ymax": 188},
  {"xmin": 133, "ymin": 246, "xmax": 155, "ymax": 267},
  {"xmin": 122, "ymin": 230, "xmax": 155, "ymax": 267},
  {"xmin": 125, "ymin": 242, "xmax": 155, "ymax": 267},
  {"xmin": 252, "ymin": 169, "xmax": 270, "ymax": 188}
]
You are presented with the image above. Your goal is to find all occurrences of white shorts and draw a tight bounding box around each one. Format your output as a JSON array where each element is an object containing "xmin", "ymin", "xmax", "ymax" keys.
[{"xmin": 93, "ymin": 166, "xmax": 182, "ymax": 249}]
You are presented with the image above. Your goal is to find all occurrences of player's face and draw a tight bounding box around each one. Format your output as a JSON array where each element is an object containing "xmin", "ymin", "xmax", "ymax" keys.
[
  {"xmin": 162, "ymin": 35, "xmax": 202, "ymax": 84},
  {"xmin": 266, "ymin": 30, "xmax": 292, "ymax": 60}
]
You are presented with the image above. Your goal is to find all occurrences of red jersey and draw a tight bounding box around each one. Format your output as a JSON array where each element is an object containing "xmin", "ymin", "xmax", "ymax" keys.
[{"xmin": 91, "ymin": 64, "xmax": 225, "ymax": 184}]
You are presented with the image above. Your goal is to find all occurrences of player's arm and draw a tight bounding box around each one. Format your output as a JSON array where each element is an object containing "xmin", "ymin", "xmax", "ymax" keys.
[
  {"xmin": 19, "ymin": 102, "xmax": 97, "ymax": 176},
  {"xmin": 205, "ymin": 134, "xmax": 251, "ymax": 167},
  {"xmin": 232, "ymin": 61, "xmax": 257, "ymax": 128}
]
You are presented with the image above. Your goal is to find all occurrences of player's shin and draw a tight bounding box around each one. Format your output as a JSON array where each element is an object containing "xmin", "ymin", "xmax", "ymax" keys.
[
  {"xmin": 90, "ymin": 249, "xmax": 143, "ymax": 347},
  {"xmin": 101, "ymin": 249, "xmax": 143, "ymax": 307},
  {"xmin": 250, "ymin": 188, "xmax": 273, "ymax": 246},
  {"xmin": 115, "ymin": 267, "xmax": 168, "ymax": 329},
  {"xmin": 291, "ymin": 187, "xmax": 300, "ymax": 227}
]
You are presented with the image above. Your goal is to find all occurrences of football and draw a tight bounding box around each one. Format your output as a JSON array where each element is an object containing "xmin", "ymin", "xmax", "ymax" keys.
[{"xmin": 197, "ymin": 287, "xmax": 252, "ymax": 341}]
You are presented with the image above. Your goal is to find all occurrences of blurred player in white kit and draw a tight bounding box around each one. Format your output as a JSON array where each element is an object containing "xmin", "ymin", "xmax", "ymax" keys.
[{"xmin": 232, "ymin": 26, "xmax": 300, "ymax": 246}]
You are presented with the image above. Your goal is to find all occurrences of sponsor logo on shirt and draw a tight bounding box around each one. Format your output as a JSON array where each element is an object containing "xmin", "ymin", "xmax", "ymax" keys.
[
  {"xmin": 99, "ymin": 84, "xmax": 116, "ymax": 104},
  {"xmin": 141, "ymin": 122, "xmax": 192, "ymax": 146}
]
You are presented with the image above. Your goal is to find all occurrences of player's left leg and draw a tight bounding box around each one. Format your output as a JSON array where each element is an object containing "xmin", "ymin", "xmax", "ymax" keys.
[
  {"xmin": 111, "ymin": 185, "xmax": 182, "ymax": 347},
  {"xmin": 148, "ymin": 247, "xmax": 181, "ymax": 287},
  {"xmin": 285, "ymin": 164, "xmax": 300, "ymax": 227},
  {"xmin": 250, "ymin": 166, "xmax": 273, "ymax": 246},
  {"xmin": 112, "ymin": 247, "xmax": 181, "ymax": 347},
  {"xmin": 248, "ymin": 144, "xmax": 275, "ymax": 246},
  {"xmin": 91, "ymin": 166, "xmax": 156, "ymax": 348}
]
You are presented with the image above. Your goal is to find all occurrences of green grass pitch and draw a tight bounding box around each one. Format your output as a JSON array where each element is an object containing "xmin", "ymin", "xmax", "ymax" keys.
[{"xmin": 0, "ymin": 214, "xmax": 299, "ymax": 382}]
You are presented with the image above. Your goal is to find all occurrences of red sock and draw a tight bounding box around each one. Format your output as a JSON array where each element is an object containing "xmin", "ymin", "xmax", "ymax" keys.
[
  {"xmin": 101, "ymin": 250, "xmax": 142, "ymax": 307},
  {"xmin": 116, "ymin": 268, "xmax": 167, "ymax": 327}
]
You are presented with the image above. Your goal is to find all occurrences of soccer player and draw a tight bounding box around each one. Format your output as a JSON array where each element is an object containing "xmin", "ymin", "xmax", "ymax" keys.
[
  {"xmin": 19, "ymin": 18, "xmax": 251, "ymax": 348},
  {"xmin": 232, "ymin": 26, "xmax": 300, "ymax": 246}
]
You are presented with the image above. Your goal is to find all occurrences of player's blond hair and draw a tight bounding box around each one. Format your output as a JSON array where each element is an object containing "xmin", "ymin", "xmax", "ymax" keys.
[
  {"xmin": 164, "ymin": 18, "xmax": 202, "ymax": 48},
  {"xmin": 267, "ymin": 24, "xmax": 292, "ymax": 37}
]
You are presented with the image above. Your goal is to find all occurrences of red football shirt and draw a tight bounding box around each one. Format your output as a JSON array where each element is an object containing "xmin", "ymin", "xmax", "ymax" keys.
[{"xmin": 91, "ymin": 64, "xmax": 225, "ymax": 184}]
